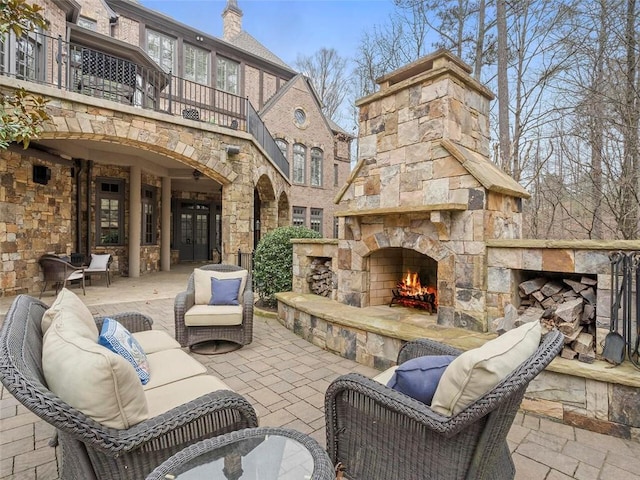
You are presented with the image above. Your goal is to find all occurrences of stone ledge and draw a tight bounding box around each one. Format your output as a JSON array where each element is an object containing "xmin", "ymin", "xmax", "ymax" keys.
[
  {"xmin": 334, "ymin": 203, "xmax": 467, "ymax": 217},
  {"xmin": 487, "ymin": 239, "xmax": 640, "ymax": 250},
  {"xmin": 276, "ymin": 292, "xmax": 640, "ymax": 389}
]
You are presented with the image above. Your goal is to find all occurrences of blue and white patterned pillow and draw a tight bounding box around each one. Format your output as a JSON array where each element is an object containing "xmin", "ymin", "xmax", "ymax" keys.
[{"xmin": 98, "ymin": 318, "xmax": 150, "ymax": 385}]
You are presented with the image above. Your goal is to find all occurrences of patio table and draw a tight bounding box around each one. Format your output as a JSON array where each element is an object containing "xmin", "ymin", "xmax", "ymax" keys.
[{"xmin": 145, "ymin": 426, "xmax": 334, "ymax": 480}]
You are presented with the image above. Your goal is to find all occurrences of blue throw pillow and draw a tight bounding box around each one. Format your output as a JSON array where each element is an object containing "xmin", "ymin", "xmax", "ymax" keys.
[
  {"xmin": 98, "ymin": 318, "xmax": 150, "ymax": 385},
  {"xmin": 209, "ymin": 277, "xmax": 242, "ymax": 306},
  {"xmin": 387, "ymin": 355, "xmax": 456, "ymax": 405}
]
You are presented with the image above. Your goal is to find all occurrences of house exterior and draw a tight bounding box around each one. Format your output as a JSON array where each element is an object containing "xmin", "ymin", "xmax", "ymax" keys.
[{"xmin": 0, "ymin": 0, "xmax": 352, "ymax": 296}]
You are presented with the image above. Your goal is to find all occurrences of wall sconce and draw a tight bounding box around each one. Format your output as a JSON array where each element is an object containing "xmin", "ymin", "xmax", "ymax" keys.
[
  {"xmin": 255, "ymin": 219, "xmax": 261, "ymax": 230},
  {"xmin": 195, "ymin": 35, "xmax": 204, "ymax": 42},
  {"xmin": 192, "ymin": 169, "xmax": 202, "ymax": 181},
  {"xmin": 225, "ymin": 145, "xmax": 240, "ymax": 155}
]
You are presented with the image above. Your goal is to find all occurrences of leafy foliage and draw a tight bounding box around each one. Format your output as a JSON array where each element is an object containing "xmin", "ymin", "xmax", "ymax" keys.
[
  {"xmin": 0, "ymin": 0, "xmax": 50, "ymax": 149},
  {"xmin": 253, "ymin": 226, "xmax": 320, "ymax": 308}
]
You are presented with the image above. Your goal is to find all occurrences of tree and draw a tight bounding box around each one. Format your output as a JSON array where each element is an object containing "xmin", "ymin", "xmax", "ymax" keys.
[
  {"xmin": 294, "ymin": 48, "xmax": 348, "ymax": 121},
  {"xmin": 0, "ymin": 0, "xmax": 50, "ymax": 149}
]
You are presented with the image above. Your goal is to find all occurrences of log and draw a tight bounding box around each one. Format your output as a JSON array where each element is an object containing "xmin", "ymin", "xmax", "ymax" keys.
[
  {"xmin": 519, "ymin": 278, "xmax": 547, "ymax": 295},
  {"xmin": 572, "ymin": 332, "xmax": 594, "ymax": 354}
]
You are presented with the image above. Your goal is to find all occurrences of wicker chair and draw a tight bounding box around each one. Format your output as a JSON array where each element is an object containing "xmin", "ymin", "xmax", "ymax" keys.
[
  {"xmin": 174, "ymin": 264, "xmax": 254, "ymax": 349},
  {"xmin": 0, "ymin": 295, "xmax": 259, "ymax": 480},
  {"xmin": 325, "ymin": 330, "xmax": 564, "ymax": 480},
  {"xmin": 38, "ymin": 254, "xmax": 86, "ymax": 298}
]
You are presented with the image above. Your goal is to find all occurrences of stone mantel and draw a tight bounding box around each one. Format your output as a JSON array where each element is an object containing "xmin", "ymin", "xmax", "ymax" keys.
[
  {"xmin": 334, "ymin": 203, "xmax": 467, "ymax": 217},
  {"xmin": 487, "ymin": 239, "xmax": 640, "ymax": 250}
]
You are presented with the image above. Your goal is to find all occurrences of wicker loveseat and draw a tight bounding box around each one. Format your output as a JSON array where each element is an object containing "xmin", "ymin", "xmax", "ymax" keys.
[
  {"xmin": 0, "ymin": 294, "xmax": 258, "ymax": 480},
  {"xmin": 325, "ymin": 329, "xmax": 564, "ymax": 480},
  {"xmin": 174, "ymin": 264, "xmax": 254, "ymax": 349}
]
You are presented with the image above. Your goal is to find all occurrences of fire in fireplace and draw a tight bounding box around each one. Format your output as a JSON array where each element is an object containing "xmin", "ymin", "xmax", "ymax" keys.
[{"xmin": 390, "ymin": 271, "xmax": 438, "ymax": 313}]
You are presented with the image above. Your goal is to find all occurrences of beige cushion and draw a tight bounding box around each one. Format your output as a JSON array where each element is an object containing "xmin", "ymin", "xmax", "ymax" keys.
[
  {"xmin": 372, "ymin": 366, "xmax": 398, "ymax": 386},
  {"xmin": 142, "ymin": 349, "xmax": 207, "ymax": 391},
  {"xmin": 145, "ymin": 375, "xmax": 232, "ymax": 418},
  {"xmin": 184, "ymin": 304, "xmax": 243, "ymax": 326},
  {"xmin": 132, "ymin": 330, "xmax": 181, "ymax": 354},
  {"xmin": 193, "ymin": 269, "xmax": 248, "ymax": 305},
  {"xmin": 41, "ymin": 288, "xmax": 98, "ymax": 340},
  {"xmin": 42, "ymin": 320, "xmax": 148, "ymax": 429},
  {"xmin": 431, "ymin": 321, "xmax": 542, "ymax": 416}
]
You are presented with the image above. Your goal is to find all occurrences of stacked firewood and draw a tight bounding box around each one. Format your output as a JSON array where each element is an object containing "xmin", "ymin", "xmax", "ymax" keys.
[
  {"xmin": 306, "ymin": 258, "xmax": 334, "ymax": 297},
  {"xmin": 494, "ymin": 276, "xmax": 597, "ymax": 363}
]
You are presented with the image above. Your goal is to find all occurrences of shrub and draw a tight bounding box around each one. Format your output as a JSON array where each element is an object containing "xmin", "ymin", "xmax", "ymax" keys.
[{"xmin": 253, "ymin": 226, "xmax": 320, "ymax": 307}]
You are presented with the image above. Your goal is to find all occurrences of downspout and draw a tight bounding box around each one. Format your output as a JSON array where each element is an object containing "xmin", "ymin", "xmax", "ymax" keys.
[
  {"xmin": 74, "ymin": 159, "xmax": 83, "ymax": 254},
  {"xmin": 86, "ymin": 160, "xmax": 93, "ymax": 255}
]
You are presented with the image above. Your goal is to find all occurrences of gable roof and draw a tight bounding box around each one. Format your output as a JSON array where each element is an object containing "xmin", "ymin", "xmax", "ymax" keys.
[{"xmin": 225, "ymin": 31, "xmax": 291, "ymax": 70}]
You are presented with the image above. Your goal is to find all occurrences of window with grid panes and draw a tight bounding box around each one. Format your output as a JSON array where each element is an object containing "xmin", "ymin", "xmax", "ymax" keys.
[
  {"xmin": 16, "ymin": 33, "xmax": 41, "ymax": 81},
  {"xmin": 334, "ymin": 164, "xmax": 339, "ymax": 187},
  {"xmin": 310, "ymin": 148, "xmax": 323, "ymax": 187},
  {"xmin": 216, "ymin": 56, "xmax": 239, "ymax": 94},
  {"xmin": 292, "ymin": 206, "xmax": 306, "ymax": 227},
  {"xmin": 310, "ymin": 208, "xmax": 323, "ymax": 234},
  {"xmin": 276, "ymin": 139, "xmax": 288, "ymax": 159},
  {"xmin": 141, "ymin": 186, "xmax": 156, "ymax": 244},
  {"xmin": 184, "ymin": 44, "xmax": 209, "ymax": 84},
  {"xmin": 334, "ymin": 217, "xmax": 339, "ymax": 238},
  {"xmin": 96, "ymin": 179, "xmax": 124, "ymax": 245},
  {"xmin": 292, "ymin": 143, "xmax": 306, "ymax": 184},
  {"xmin": 146, "ymin": 30, "xmax": 175, "ymax": 73}
]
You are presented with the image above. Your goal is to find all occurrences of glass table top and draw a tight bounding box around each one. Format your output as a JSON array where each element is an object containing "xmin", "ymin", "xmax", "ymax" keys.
[{"xmin": 162, "ymin": 433, "xmax": 315, "ymax": 480}]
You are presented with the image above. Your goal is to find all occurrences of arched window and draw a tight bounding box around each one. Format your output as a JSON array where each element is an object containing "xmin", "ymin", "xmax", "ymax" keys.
[
  {"xmin": 275, "ymin": 139, "xmax": 288, "ymax": 160},
  {"xmin": 293, "ymin": 143, "xmax": 306, "ymax": 184},
  {"xmin": 310, "ymin": 148, "xmax": 323, "ymax": 187}
]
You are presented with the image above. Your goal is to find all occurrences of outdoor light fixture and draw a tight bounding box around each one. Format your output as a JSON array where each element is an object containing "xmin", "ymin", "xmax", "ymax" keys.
[
  {"xmin": 225, "ymin": 145, "xmax": 240, "ymax": 155},
  {"xmin": 195, "ymin": 35, "xmax": 204, "ymax": 42},
  {"xmin": 192, "ymin": 169, "xmax": 202, "ymax": 181}
]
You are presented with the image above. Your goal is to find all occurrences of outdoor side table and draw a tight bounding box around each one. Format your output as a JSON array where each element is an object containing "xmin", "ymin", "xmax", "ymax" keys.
[{"xmin": 145, "ymin": 427, "xmax": 335, "ymax": 480}]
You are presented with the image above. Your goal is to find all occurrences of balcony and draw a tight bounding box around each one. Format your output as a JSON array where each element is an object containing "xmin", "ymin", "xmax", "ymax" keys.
[{"xmin": 0, "ymin": 29, "xmax": 289, "ymax": 178}]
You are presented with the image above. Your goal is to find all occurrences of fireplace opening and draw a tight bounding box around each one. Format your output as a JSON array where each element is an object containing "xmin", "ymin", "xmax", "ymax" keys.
[{"xmin": 369, "ymin": 248, "xmax": 437, "ymax": 311}]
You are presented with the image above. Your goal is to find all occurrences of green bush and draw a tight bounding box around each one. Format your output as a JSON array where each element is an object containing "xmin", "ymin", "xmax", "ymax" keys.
[{"xmin": 253, "ymin": 226, "xmax": 320, "ymax": 307}]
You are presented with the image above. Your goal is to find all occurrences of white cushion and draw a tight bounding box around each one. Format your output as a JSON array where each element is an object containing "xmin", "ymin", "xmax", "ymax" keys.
[
  {"xmin": 87, "ymin": 253, "xmax": 110, "ymax": 271},
  {"xmin": 431, "ymin": 321, "xmax": 542, "ymax": 416},
  {"xmin": 193, "ymin": 269, "xmax": 247, "ymax": 305},
  {"xmin": 142, "ymin": 349, "xmax": 207, "ymax": 391},
  {"xmin": 184, "ymin": 304, "xmax": 243, "ymax": 326},
  {"xmin": 42, "ymin": 319, "xmax": 148, "ymax": 429},
  {"xmin": 145, "ymin": 375, "xmax": 233, "ymax": 418},
  {"xmin": 132, "ymin": 330, "xmax": 181, "ymax": 354},
  {"xmin": 41, "ymin": 288, "xmax": 97, "ymax": 339}
]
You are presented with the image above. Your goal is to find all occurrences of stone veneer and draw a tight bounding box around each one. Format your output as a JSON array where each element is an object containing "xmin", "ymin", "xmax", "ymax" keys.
[{"xmin": 334, "ymin": 50, "xmax": 529, "ymax": 332}]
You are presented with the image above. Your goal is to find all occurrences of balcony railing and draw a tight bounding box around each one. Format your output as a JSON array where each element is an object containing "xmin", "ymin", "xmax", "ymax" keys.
[{"xmin": 0, "ymin": 31, "xmax": 289, "ymax": 178}]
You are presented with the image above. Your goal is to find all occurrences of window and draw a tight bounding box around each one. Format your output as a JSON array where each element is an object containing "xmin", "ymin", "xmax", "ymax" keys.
[
  {"xmin": 184, "ymin": 44, "xmax": 209, "ymax": 84},
  {"xmin": 292, "ymin": 206, "xmax": 306, "ymax": 227},
  {"xmin": 216, "ymin": 56, "xmax": 239, "ymax": 94},
  {"xmin": 275, "ymin": 139, "xmax": 288, "ymax": 159},
  {"xmin": 16, "ymin": 33, "xmax": 41, "ymax": 81},
  {"xmin": 77, "ymin": 17, "xmax": 97, "ymax": 30},
  {"xmin": 294, "ymin": 108, "xmax": 306, "ymax": 127},
  {"xmin": 96, "ymin": 179, "xmax": 124, "ymax": 245},
  {"xmin": 310, "ymin": 208, "xmax": 323, "ymax": 235},
  {"xmin": 146, "ymin": 30, "xmax": 175, "ymax": 72},
  {"xmin": 141, "ymin": 186, "xmax": 157, "ymax": 245},
  {"xmin": 292, "ymin": 143, "xmax": 306, "ymax": 184},
  {"xmin": 334, "ymin": 217, "xmax": 339, "ymax": 238},
  {"xmin": 334, "ymin": 164, "xmax": 339, "ymax": 187},
  {"xmin": 310, "ymin": 148, "xmax": 323, "ymax": 187}
]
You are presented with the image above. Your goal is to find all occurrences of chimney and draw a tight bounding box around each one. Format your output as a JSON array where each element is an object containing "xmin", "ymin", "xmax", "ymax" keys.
[{"xmin": 222, "ymin": 0, "xmax": 242, "ymax": 41}]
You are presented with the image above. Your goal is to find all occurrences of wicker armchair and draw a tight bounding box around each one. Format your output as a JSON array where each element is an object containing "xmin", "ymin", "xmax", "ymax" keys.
[
  {"xmin": 0, "ymin": 295, "xmax": 259, "ymax": 480},
  {"xmin": 38, "ymin": 254, "xmax": 86, "ymax": 298},
  {"xmin": 174, "ymin": 264, "xmax": 254, "ymax": 349},
  {"xmin": 325, "ymin": 330, "xmax": 564, "ymax": 480}
]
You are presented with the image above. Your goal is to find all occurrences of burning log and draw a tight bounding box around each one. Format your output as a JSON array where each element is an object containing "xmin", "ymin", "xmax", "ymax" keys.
[{"xmin": 389, "ymin": 271, "xmax": 438, "ymax": 313}]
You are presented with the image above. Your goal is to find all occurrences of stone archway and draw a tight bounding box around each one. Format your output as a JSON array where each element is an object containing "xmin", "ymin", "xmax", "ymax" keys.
[
  {"xmin": 254, "ymin": 174, "xmax": 277, "ymax": 246},
  {"xmin": 277, "ymin": 191, "xmax": 290, "ymax": 227}
]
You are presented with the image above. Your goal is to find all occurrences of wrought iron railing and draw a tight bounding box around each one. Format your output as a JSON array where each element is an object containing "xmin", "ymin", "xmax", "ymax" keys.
[{"xmin": 0, "ymin": 31, "xmax": 289, "ymax": 177}]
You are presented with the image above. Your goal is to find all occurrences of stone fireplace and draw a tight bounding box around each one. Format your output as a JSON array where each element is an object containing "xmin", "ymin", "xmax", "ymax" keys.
[{"xmin": 334, "ymin": 49, "xmax": 529, "ymax": 332}]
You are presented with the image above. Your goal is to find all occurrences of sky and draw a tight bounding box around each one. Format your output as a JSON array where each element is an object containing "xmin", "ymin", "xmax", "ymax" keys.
[{"xmin": 139, "ymin": 0, "xmax": 396, "ymax": 67}]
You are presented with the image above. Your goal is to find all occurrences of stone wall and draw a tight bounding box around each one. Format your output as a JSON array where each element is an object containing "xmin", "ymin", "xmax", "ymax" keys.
[{"xmin": 291, "ymin": 239, "xmax": 338, "ymax": 299}]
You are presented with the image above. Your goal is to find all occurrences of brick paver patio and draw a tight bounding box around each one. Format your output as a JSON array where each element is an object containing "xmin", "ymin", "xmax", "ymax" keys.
[{"xmin": 1, "ymin": 268, "xmax": 639, "ymax": 479}]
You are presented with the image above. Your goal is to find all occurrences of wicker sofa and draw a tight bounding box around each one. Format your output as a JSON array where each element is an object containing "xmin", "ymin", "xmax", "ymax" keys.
[
  {"xmin": 325, "ymin": 329, "xmax": 564, "ymax": 480},
  {"xmin": 0, "ymin": 293, "xmax": 258, "ymax": 480}
]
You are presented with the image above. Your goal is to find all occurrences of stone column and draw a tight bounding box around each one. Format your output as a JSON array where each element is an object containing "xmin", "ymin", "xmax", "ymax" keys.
[
  {"xmin": 160, "ymin": 176, "xmax": 171, "ymax": 271},
  {"xmin": 129, "ymin": 165, "xmax": 141, "ymax": 277}
]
